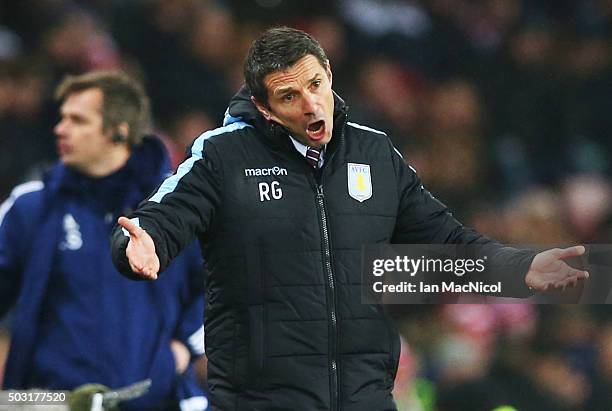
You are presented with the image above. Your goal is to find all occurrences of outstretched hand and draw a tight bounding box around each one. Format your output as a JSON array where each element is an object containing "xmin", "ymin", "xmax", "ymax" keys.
[
  {"xmin": 117, "ymin": 216, "xmax": 160, "ymax": 280},
  {"xmin": 525, "ymin": 245, "xmax": 589, "ymax": 291}
]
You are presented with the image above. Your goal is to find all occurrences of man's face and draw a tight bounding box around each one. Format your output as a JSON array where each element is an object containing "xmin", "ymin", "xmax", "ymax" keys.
[
  {"xmin": 255, "ymin": 54, "xmax": 335, "ymax": 148},
  {"xmin": 54, "ymin": 88, "xmax": 114, "ymax": 174}
]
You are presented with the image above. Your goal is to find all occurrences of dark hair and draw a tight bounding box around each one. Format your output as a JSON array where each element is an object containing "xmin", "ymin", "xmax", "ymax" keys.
[
  {"xmin": 55, "ymin": 71, "xmax": 150, "ymax": 146},
  {"xmin": 244, "ymin": 26, "xmax": 328, "ymax": 107}
]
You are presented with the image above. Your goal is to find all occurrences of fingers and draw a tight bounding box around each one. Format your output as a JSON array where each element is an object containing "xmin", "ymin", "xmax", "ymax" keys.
[
  {"xmin": 577, "ymin": 269, "xmax": 589, "ymax": 279},
  {"xmin": 556, "ymin": 245, "xmax": 586, "ymax": 259},
  {"xmin": 553, "ymin": 269, "xmax": 589, "ymax": 290},
  {"xmin": 118, "ymin": 216, "xmax": 142, "ymax": 237},
  {"xmin": 125, "ymin": 249, "xmax": 159, "ymax": 280},
  {"xmin": 170, "ymin": 340, "xmax": 191, "ymax": 374},
  {"xmin": 128, "ymin": 260, "xmax": 158, "ymax": 280},
  {"xmin": 564, "ymin": 268, "xmax": 589, "ymax": 283},
  {"xmin": 142, "ymin": 270, "xmax": 158, "ymax": 280},
  {"xmin": 141, "ymin": 265, "xmax": 158, "ymax": 280}
]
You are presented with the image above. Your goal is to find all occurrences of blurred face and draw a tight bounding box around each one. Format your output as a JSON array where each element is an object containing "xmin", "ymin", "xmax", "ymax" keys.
[
  {"xmin": 54, "ymin": 88, "xmax": 115, "ymax": 175},
  {"xmin": 254, "ymin": 54, "xmax": 335, "ymax": 148}
]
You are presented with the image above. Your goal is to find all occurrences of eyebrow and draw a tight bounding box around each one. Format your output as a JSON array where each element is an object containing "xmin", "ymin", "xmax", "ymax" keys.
[
  {"xmin": 274, "ymin": 73, "xmax": 322, "ymax": 96},
  {"xmin": 60, "ymin": 108, "xmax": 89, "ymax": 121}
]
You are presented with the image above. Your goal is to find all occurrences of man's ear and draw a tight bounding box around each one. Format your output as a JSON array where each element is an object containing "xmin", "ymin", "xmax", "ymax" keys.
[
  {"xmin": 111, "ymin": 122, "xmax": 130, "ymax": 144},
  {"xmin": 251, "ymin": 96, "xmax": 271, "ymax": 120},
  {"xmin": 117, "ymin": 122, "xmax": 130, "ymax": 139}
]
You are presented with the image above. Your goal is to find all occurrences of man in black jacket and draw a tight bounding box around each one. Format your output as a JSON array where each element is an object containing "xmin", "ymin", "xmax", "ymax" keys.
[{"xmin": 111, "ymin": 27, "xmax": 588, "ymax": 410}]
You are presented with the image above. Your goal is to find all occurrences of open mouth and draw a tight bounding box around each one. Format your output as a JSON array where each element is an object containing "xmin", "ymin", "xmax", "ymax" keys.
[{"xmin": 306, "ymin": 120, "xmax": 326, "ymax": 140}]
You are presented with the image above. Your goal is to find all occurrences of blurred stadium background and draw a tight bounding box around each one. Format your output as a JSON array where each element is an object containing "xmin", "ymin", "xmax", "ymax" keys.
[{"xmin": 1, "ymin": 0, "xmax": 612, "ymax": 410}]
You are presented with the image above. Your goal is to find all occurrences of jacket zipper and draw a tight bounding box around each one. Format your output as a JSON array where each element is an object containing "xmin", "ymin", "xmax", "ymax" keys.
[
  {"xmin": 318, "ymin": 110, "xmax": 348, "ymax": 411},
  {"xmin": 316, "ymin": 184, "xmax": 339, "ymax": 411}
]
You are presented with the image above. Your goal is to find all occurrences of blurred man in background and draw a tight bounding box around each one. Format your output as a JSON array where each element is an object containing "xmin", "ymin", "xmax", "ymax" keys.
[{"xmin": 0, "ymin": 71, "xmax": 208, "ymax": 410}]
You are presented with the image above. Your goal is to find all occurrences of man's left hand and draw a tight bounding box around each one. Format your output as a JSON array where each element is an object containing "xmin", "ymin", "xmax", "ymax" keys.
[
  {"xmin": 170, "ymin": 339, "xmax": 191, "ymax": 375},
  {"xmin": 525, "ymin": 246, "xmax": 589, "ymax": 291}
]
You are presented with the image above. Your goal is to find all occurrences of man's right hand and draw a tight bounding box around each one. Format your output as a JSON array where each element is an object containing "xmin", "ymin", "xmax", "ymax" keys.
[{"xmin": 117, "ymin": 216, "xmax": 160, "ymax": 280}]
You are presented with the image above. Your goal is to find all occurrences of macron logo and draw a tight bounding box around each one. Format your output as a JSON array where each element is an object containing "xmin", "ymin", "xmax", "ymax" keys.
[{"xmin": 244, "ymin": 166, "xmax": 288, "ymax": 177}]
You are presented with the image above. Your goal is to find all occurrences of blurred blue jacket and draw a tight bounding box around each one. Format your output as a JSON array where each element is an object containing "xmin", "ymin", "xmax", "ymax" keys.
[{"xmin": 0, "ymin": 136, "xmax": 208, "ymax": 410}]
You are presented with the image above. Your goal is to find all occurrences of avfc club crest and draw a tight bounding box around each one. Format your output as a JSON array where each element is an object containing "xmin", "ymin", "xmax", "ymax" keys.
[{"xmin": 347, "ymin": 163, "xmax": 372, "ymax": 202}]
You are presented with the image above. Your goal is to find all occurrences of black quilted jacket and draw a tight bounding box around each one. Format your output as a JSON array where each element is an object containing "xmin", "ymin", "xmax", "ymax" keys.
[{"xmin": 112, "ymin": 87, "xmax": 534, "ymax": 411}]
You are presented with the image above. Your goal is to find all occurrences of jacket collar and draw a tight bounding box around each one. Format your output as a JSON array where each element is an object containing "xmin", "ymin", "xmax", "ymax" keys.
[{"xmin": 44, "ymin": 136, "xmax": 170, "ymax": 213}]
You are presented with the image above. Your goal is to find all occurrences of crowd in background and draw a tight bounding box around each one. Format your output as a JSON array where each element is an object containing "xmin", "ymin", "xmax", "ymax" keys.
[{"xmin": 2, "ymin": 0, "xmax": 612, "ymax": 409}]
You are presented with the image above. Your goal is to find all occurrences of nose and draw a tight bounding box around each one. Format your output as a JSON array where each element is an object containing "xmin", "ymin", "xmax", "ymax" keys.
[
  {"xmin": 54, "ymin": 119, "xmax": 66, "ymax": 137},
  {"xmin": 302, "ymin": 92, "xmax": 317, "ymax": 115}
]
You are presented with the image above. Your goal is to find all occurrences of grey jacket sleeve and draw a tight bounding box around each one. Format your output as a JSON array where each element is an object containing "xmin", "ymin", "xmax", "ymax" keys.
[{"xmin": 111, "ymin": 139, "xmax": 223, "ymax": 279}]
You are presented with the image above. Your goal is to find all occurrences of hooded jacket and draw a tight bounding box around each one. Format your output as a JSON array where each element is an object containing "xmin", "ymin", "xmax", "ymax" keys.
[
  {"xmin": 111, "ymin": 88, "xmax": 534, "ymax": 410},
  {"xmin": 0, "ymin": 137, "xmax": 208, "ymax": 410}
]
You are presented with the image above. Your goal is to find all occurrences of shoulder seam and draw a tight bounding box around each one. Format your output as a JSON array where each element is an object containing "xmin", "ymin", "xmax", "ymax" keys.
[
  {"xmin": 346, "ymin": 121, "xmax": 387, "ymax": 136},
  {"xmin": 191, "ymin": 121, "xmax": 252, "ymax": 157}
]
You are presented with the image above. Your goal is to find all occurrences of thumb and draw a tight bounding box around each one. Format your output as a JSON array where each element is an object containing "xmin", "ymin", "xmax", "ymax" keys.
[
  {"xmin": 118, "ymin": 216, "xmax": 141, "ymax": 237},
  {"xmin": 557, "ymin": 245, "xmax": 586, "ymax": 259}
]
